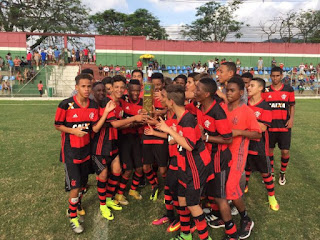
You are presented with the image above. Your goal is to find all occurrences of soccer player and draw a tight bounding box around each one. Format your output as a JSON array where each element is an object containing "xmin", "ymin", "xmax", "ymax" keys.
[
  {"xmin": 245, "ymin": 77, "xmax": 279, "ymax": 211},
  {"xmin": 216, "ymin": 62, "xmax": 236, "ymax": 103},
  {"xmin": 262, "ymin": 67, "xmax": 295, "ymax": 185},
  {"xmin": 173, "ymin": 74, "xmax": 187, "ymax": 88},
  {"xmin": 222, "ymin": 76, "xmax": 262, "ymax": 239},
  {"xmin": 131, "ymin": 69, "xmax": 144, "ymax": 98},
  {"xmin": 101, "ymin": 77, "xmax": 113, "ymax": 96},
  {"xmin": 142, "ymin": 73, "xmax": 168, "ymax": 201},
  {"xmin": 156, "ymin": 84, "xmax": 212, "ymax": 240},
  {"xmin": 55, "ymin": 73, "xmax": 103, "ymax": 233},
  {"xmin": 240, "ymin": 72, "xmax": 253, "ymax": 91},
  {"xmin": 115, "ymin": 79, "xmax": 145, "ymax": 204}
]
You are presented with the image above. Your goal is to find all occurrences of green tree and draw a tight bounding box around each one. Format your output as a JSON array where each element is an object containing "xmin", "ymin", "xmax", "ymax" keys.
[
  {"xmin": 181, "ymin": 1, "xmax": 244, "ymax": 42},
  {"xmin": 0, "ymin": 0, "xmax": 90, "ymax": 49},
  {"xmin": 90, "ymin": 8, "xmax": 167, "ymax": 40},
  {"xmin": 296, "ymin": 10, "xmax": 320, "ymax": 43}
]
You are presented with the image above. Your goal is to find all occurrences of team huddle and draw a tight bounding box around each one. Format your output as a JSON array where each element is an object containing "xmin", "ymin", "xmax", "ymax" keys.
[{"xmin": 54, "ymin": 62, "xmax": 295, "ymax": 240}]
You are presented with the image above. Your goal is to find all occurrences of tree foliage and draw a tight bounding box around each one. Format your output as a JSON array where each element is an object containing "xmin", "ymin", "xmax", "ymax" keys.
[
  {"xmin": 0, "ymin": 0, "xmax": 90, "ymax": 48},
  {"xmin": 90, "ymin": 9, "xmax": 167, "ymax": 40},
  {"xmin": 181, "ymin": 1, "xmax": 244, "ymax": 42}
]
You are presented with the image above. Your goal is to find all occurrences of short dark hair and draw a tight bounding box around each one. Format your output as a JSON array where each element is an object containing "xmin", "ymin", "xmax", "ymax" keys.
[
  {"xmin": 199, "ymin": 78, "xmax": 217, "ymax": 97},
  {"xmin": 165, "ymin": 84, "xmax": 185, "ymax": 106},
  {"xmin": 92, "ymin": 81, "xmax": 104, "ymax": 89},
  {"xmin": 241, "ymin": 72, "xmax": 253, "ymax": 79},
  {"xmin": 221, "ymin": 62, "xmax": 236, "ymax": 75},
  {"xmin": 188, "ymin": 72, "xmax": 199, "ymax": 79},
  {"xmin": 75, "ymin": 73, "xmax": 93, "ymax": 85},
  {"xmin": 102, "ymin": 77, "xmax": 112, "ymax": 85},
  {"xmin": 271, "ymin": 66, "xmax": 283, "ymax": 74},
  {"xmin": 112, "ymin": 75, "xmax": 126, "ymax": 85},
  {"xmin": 164, "ymin": 77, "xmax": 172, "ymax": 86},
  {"xmin": 81, "ymin": 68, "xmax": 94, "ymax": 76},
  {"xmin": 128, "ymin": 79, "xmax": 140, "ymax": 86},
  {"xmin": 132, "ymin": 69, "xmax": 143, "ymax": 77},
  {"xmin": 174, "ymin": 74, "xmax": 187, "ymax": 84},
  {"xmin": 151, "ymin": 72, "xmax": 164, "ymax": 83},
  {"xmin": 251, "ymin": 77, "xmax": 266, "ymax": 92},
  {"xmin": 228, "ymin": 76, "xmax": 244, "ymax": 90}
]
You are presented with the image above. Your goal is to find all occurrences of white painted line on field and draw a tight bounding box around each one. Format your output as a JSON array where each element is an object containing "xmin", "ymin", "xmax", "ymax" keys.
[
  {"xmin": 0, "ymin": 103, "xmax": 57, "ymax": 105},
  {"xmin": 92, "ymin": 209, "xmax": 109, "ymax": 240},
  {"xmin": 0, "ymin": 97, "xmax": 65, "ymax": 101}
]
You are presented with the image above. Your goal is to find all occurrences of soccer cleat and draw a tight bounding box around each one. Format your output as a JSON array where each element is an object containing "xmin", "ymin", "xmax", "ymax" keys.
[
  {"xmin": 205, "ymin": 210, "xmax": 218, "ymax": 222},
  {"xmin": 69, "ymin": 217, "xmax": 84, "ymax": 234},
  {"xmin": 231, "ymin": 206, "xmax": 239, "ymax": 216},
  {"xmin": 77, "ymin": 203, "xmax": 86, "ymax": 216},
  {"xmin": 152, "ymin": 215, "xmax": 170, "ymax": 225},
  {"xmin": 224, "ymin": 234, "xmax": 239, "ymax": 240},
  {"xmin": 150, "ymin": 186, "xmax": 159, "ymax": 201},
  {"xmin": 170, "ymin": 232, "xmax": 193, "ymax": 240},
  {"xmin": 66, "ymin": 209, "xmax": 84, "ymax": 223},
  {"xmin": 129, "ymin": 189, "xmax": 142, "ymax": 200},
  {"xmin": 279, "ymin": 172, "xmax": 286, "ymax": 186},
  {"xmin": 167, "ymin": 219, "xmax": 181, "ymax": 232},
  {"xmin": 239, "ymin": 219, "xmax": 254, "ymax": 239},
  {"xmin": 244, "ymin": 185, "xmax": 249, "ymax": 193},
  {"xmin": 100, "ymin": 205, "xmax": 114, "ymax": 220},
  {"xmin": 138, "ymin": 177, "xmax": 146, "ymax": 188},
  {"xmin": 107, "ymin": 197, "xmax": 124, "ymax": 209},
  {"xmin": 268, "ymin": 196, "xmax": 280, "ymax": 211},
  {"xmin": 208, "ymin": 218, "xmax": 225, "ymax": 229}
]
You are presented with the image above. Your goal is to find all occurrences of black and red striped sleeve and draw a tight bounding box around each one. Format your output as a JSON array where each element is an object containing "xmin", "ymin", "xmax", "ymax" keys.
[
  {"xmin": 54, "ymin": 100, "xmax": 67, "ymax": 127},
  {"xmin": 289, "ymin": 87, "xmax": 295, "ymax": 105},
  {"xmin": 214, "ymin": 106, "xmax": 232, "ymax": 139},
  {"xmin": 259, "ymin": 103, "xmax": 272, "ymax": 127},
  {"xmin": 100, "ymin": 97, "xmax": 117, "ymax": 122},
  {"xmin": 185, "ymin": 101, "xmax": 198, "ymax": 115},
  {"xmin": 181, "ymin": 114, "xmax": 199, "ymax": 150},
  {"xmin": 246, "ymin": 108, "xmax": 262, "ymax": 133}
]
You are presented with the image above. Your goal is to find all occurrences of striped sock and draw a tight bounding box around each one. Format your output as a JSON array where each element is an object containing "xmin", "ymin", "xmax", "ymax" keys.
[
  {"xmin": 245, "ymin": 169, "xmax": 251, "ymax": 186},
  {"xmin": 280, "ymin": 156, "xmax": 290, "ymax": 173},
  {"xmin": 262, "ymin": 173, "xmax": 275, "ymax": 196},
  {"xmin": 97, "ymin": 178, "xmax": 107, "ymax": 205},
  {"xmin": 178, "ymin": 206, "xmax": 191, "ymax": 234},
  {"xmin": 164, "ymin": 185, "xmax": 174, "ymax": 220},
  {"xmin": 106, "ymin": 172, "xmax": 120, "ymax": 198},
  {"xmin": 68, "ymin": 197, "xmax": 79, "ymax": 219},
  {"xmin": 145, "ymin": 169, "xmax": 157, "ymax": 187},
  {"xmin": 117, "ymin": 175, "xmax": 129, "ymax": 195},
  {"xmin": 269, "ymin": 154, "xmax": 274, "ymax": 173},
  {"xmin": 130, "ymin": 171, "xmax": 142, "ymax": 191},
  {"xmin": 194, "ymin": 213, "xmax": 209, "ymax": 240},
  {"xmin": 225, "ymin": 220, "xmax": 237, "ymax": 237}
]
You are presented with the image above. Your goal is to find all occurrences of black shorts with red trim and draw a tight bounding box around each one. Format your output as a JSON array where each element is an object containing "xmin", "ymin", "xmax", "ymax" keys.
[
  {"xmin": 206, "ymin": 167, "xmax": 230, "ymax": 199},
  {"xmin": 166, "ymin": 168, "xmax": 179, "ymax": 200},
  {"xmin": 245, "ymin": 154, "xmax": 272, "ymax": 174},
  {"xmin": 178, "ymin": 182, "xmax": 204, "ymax": 207},
  {"xmin": 91, "ymin": 154, "xmax": 116, "ymax": 175},
  {"xmin": 142, "ymin": 140, "xmax": 168, "ymax": 167},
  {"xmin": 64, "ymin": 159, "xmax": 91, "ymax": 191},
  {"xmin": 269, "ymin": 129, "xmax": 291, "ymax": 150},
  {"xmin": 119, "ymin": 133, "xmax": 143, "ymax": 171}
]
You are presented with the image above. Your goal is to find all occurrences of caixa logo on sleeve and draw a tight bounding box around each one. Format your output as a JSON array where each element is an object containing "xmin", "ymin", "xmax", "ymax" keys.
[{"xmin": 72, "ymin": 123, "xmax": 90, "ymax": 129}]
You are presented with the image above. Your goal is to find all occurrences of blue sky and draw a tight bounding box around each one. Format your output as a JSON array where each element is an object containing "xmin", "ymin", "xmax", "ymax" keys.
[{"xmin": 81, "ymin": 0, "xmax": 320, "ymax": 41}]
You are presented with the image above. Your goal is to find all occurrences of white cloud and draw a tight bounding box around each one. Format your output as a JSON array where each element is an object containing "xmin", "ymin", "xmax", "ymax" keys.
[
  {"xmin": 147, "ymin": 0, "xmax": 201, "ymax": 13},
  {"xmin": 82, "ymin": 0, "xmax": 129, "ymax": 14}
]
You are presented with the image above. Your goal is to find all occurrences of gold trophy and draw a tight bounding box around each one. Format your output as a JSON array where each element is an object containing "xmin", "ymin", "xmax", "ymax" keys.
[{"xmin": 143, "ymin": 83, "xmax": 154, "ymax": 116}]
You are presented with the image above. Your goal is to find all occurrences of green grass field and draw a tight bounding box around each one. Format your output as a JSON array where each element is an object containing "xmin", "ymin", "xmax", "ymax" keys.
[{"xmin": 0, "ymin": 99, "xmax": 319, "ymax": 240}]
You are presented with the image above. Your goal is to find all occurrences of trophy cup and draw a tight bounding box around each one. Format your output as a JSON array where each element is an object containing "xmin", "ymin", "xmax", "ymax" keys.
[{"xmin": 143, "ymin": 83, "xmax": 154, "ymax": 116}]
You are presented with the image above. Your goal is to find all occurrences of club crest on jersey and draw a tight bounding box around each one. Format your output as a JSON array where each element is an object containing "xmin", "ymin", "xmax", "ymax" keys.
[
  {"xmin": 68, "ymin": 102, "xmax": 75, "ymax": 109},
  {"xmin": 89, "ymin": 112, "xmax": 95, "ymax": 120},
  {"xmin": 281, "ymin": 94, "xmax": 287, "ymax": 100},
  {"xmin": 204, "ymin": 120, "xmax": 211, "ymax": 128},
  {"xmin": 71, "ymin": 179, "xmax": 76, "ymax": 187},
  {"xmin": 255, "ymin": 111, "xmax": 261, "ymax": 118},
  {"xmin": 232, "ymin": 117, "xmax": 238, "ymax": 125},
  {"xmin": 179, "ymin": 130, "xmax": 183, "ymax": 136}
]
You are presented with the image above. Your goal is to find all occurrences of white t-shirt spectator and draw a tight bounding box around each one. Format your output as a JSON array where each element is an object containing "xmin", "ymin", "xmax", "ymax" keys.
[
  {"xmin": 299, "ymin": 64, "xmax": 305, "ymax": 73},
  {"xmin": 208, "ymin": 61, "xmax": 214, "ymax": 69},
  {"xmin": 104, "ymin": 67, "xmax": 109, "ymax": 72},
  {"xmin": 147, "ymin": 69, "xmax": 153, "ymax": 78},
  {"xmin": 258, "ymin": 59, "xmax": 263, "ymax": 67}
]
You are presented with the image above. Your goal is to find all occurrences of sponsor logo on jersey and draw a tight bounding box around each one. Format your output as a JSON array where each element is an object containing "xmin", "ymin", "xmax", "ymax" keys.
[
  {"xmin": 268, "ymin": 95, "xmax": 272, "ymax": 99},
  {"xmin": 68, "ymin": 102, "xmax": 75, "ymax": 109},
  {"xmin": 270, "ymin": 103, "xmax": 286, "ymax": 109},
  {"xmin": 126, "ymin": 106, "xmax": 130, "ymax": 110},
  {"xmin": 72, "ymin": 123, "xmax": 90, "ymax": 129},
  {"xmin": 204, "ymin": 120, "xmax": 211, "ymax": 128}
]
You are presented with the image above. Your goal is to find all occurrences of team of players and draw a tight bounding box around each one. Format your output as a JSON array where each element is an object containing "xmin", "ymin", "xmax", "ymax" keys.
[{"xmin": 54, "ymin": 64, "xmax": 295, "ymax": 239}]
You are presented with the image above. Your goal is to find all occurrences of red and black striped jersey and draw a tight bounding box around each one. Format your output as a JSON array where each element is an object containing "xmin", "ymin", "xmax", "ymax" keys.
[
  {"xmin": 185, "ymin": 100, "xmax": 200, "ymax": 116},
  {"xmin": 166, "ymin": 112, "xmax": 178, "ymax": 170},
  {"xmin": 121, "ymin": 95, "xmax": 143, "ymax": 135},
  {"xmin": 154, "ymin": 95, "xmax": 165, "ymax": 110},
  {"xmin": 91, "ymin": 96, "xmax": 119, "ymax": 157},
  {"xmin": 176, "ymin": 111, "xmax": 211, "ymax": 171},
  {"xmin": 54, "ymin": 96, "xmax": 99, "ymax": 163},
  {"xmin": 196, "ymin": 100, "xmax": 232, "ymax": 173},
  {"xmin": 248, "ymin": 99, "xmax": 272, "ymax": 156},
  {"xmin": 262, "ymin": 84, "xmax": 295, "ymax": 132}
]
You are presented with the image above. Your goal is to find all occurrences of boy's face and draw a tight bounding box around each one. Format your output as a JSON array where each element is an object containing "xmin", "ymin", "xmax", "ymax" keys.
[
  {"xmin": 270, "ymin": 71, "xmax": 282, "ymax": 85},
  {"xmin": 105, "ymin": 83, "xmax": 112, "ymax": 96},
  {"xmin": 194, "ymin": 82, "xmax": 207, "ymax": 103},
  {"xmin": 152, "ymin": 78, "xmax": 163, "ymax": 92},
  {"xmin": 242, "ymin": 77, "xmax": 251, "ymax": 90},
  {"xmin": 128, "ymin": 84, "xmax": 140, "ymax": 101},
  {"xmin": 217, "ymin": 65, "xmax": 233, "ymax": 84},
  {"xmin": 160, "ymin": 89, "xmax": 168, "ymax": 107},
  {"xmin": 132, "ymin": 72, "xmax": 143, "ymax": 84},
  {"xmin": 186, "ymin": 77, "xmax": 196, "ymax": 92},
  {"xmin": 75, "ymin": 79, "xmax": 92, "ymax": 99},
  {"xmin": 93, "ymin": 84, "xmax": 106, "ymax": 102},
  {"xmin": 174, "ymin": 78, "xmax": 186, "ymax": 88},
  {"xmin": 112, "ymin": 81, "xmax": 126, "ymax": 99},
  {"xmin": 226, "ymin": 82, "xmax": 242, "ymax": 103},
  {"xmin": 247, "ymin": 80, "xmax": 262, "ymax": 97}
]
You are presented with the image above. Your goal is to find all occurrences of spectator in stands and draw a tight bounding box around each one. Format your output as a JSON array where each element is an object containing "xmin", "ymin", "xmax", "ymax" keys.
[
  {"xmin": 121, "ymin": 66, "xmax": 126, "ymax": 75},
  {"xmin": 103, "ymin": 65, "xmax": 109, "ymax": 76},
  {"xmin": 250, "ymin": 68, "xmax": 254, "ymax": 75},
  {"xmin": 76, "ymin": 49, "xmax": 80, "ymax": 62},
  {"xmin": 115, "ymin": 65, "xmax": 121, "ymax": 75},
  {"xmin": 47, "ymin": 46, "xmax": 53, "ymax": 62},
  {"xmin": 29, "ymin": 67, "xmax": 35, "ymax": 83},
  {"xmin": 0, "ymin": 56, "xmax": 4, "ymax": 70},
  {"xmin": 298, "ymin": 81, "xmax": 304, "ymax": 94},
  {"xmin": 88, "ymin": 49, "xmax": 92, "ymax": 63},
  {"xmin": 279, "ymin": 62, "xmax": 284, "ymax": 70},
  {"xmin": 13, "ymin": 56, "xmax": 21, "ymax": 73},
  {"xmin": 309, "ymin": 63, "xmax": 314, "ymax": 72},
  {"xmin": 257, "ymin": 57, "xmax": 263, "ymax": 71},
  {"xmin": 304, "ymin": 63, "xmax": 308, "ymax": 71},
  {"xmin": 236, "ymin": 58, "xmax": 241, "ymax": 68},
  {"xmin": 109, "ymin": 64, "xmax": 114, "ymax": 76},
  {"xmin": 8, "ymin": 58, "xmax": 14, "ymax": 74},
  {"xmin": 271, "ymin": 57, "xmax": 277, "ymax": 68},
  {"xmin": 27, "ymin": 52, "xmax": 32, "ymax": 67},
  {"xmin": 208, "ymin": 59, "xmax": 214, "ymax": 76},
  {"xmin": 67, "ymin": 49, "xmax": 71, "ymax": 63},
  {"xmin": 72, "ymin": 48, "xmax": 76, "ymax": 62},
  {"xmin": 202, "ymin": 62, "xmax": 208, "ymax": 72},
  {"xmin": 191, "ymin": 61, "xmax": 196, "ymax": 71},
  {"xmin": 83, "ymin": 47, "xmax": 89, "ymax": 63},
  {"xmin": 310, "ymin": 73, "xmax": 315, "ymax": 84},
  {"xmin": 93, "ymin": 50, "xmax": 96, "ymax": 63},
  {"xmin": 38, "ymin": 80, "xmax": 44, "ymax": 97},
  {"xmin": 41, "ymin": 50, "xmax": 47, "ymax": 66},
  {"xmin": 147, "ymin": 67, "xmax": 153, "ymax": 81},
  {"xmin": 137, "ymin": 59, "xmax": 143, "ymax": 70},
  {"xmin": 173, "ymin": 74, "xmax": 187, "ymax": 88},
  {"xmin": 125, "ymin": 71, "xmax": 131, "ymax": 82},
  {"xmin": 1, "ymin": 80, "xmax": 10, "ymax": 94},
  {"xmin": 148, "ymin": 59, "xmax": 154, "ymax": 69},
  {"xmin": 316, "ymin": 63, "xmax": 320, "ymax": 73},
  {"xmin": 34, "ymin": 51, "xmax": 41, "ymax": 70},
  {"xmin": 214, "ymin": 58, "xmax": 219, "ymax": 70},
  {"xmin": 299, "ymin": 62, "xmax": 305, "ymax": 74},
  {"xmin": 220, "ymin": 58, "xmax": 227, "ymax": 64},
  {"xmin": 6, "ymin": 52, "xmax": 12, "ymax": 60},
  {"xmin": 154, "ymin": 60, "xmax": 159, "ymax": 70},
  {"xmin": 98, "ymin": 64, "xmax": 103, "ymax": 77},
  {"xmin": 197, "ymin": 60, "xmax": 201, "ymax": 66},
  {"xmin": 16, "ymin": 70, "xmax": 23, "ymax": 85},
  {"xmin": 54, "ymin": 48, "xmax": 60, "ymax": 63}
]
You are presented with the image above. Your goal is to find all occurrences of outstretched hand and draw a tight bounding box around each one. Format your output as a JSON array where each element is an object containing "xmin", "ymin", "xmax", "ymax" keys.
[{"xmin": 156, "ymin": 117, "xmax": 171, "ymax": 133}]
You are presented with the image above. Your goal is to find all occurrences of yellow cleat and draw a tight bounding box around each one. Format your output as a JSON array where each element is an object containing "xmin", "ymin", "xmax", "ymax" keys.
[
  {"xmin": 100, "ymin": 205, "xmax": 114, "ymax": 220},
  {"xmin": 244, "ymin": 185, "xmax": 249, "ymax": 194},
  {"xmin": 114, "ymin": 194, "xmax": 128, "ymax": 206},
  {"xmin": 129, "ymin": 189, "xmax": 142, "ymax": 200},
  {"xmin": 268, "ymin": 196, "xmax": 280, "ymax": 211}
]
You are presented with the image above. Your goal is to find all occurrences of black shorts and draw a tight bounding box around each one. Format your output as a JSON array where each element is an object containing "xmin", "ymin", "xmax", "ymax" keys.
[
  {"xmin": 119, "ymin": 134, "xmax": 143, "ymax": 171},
  {"xmin": 178, "ymin": 183, "xmax": 204, "ymax": 207},
  {"xmin": 206, "ymin": 168, "xmax": 229, "ymax": 199},
  {"xmin": 91, "ymin": 155, "xmax": 116, "ymax": 175},
  {"xmin": 39, "ymin": 90, "xmax": 43, "ymax": 95},
  {"xmin": 64, "ymin": 160, "xmax": 91, "ymax": 191},
  {"xmin": 245, "ymin": 154, "xmax": 272, "ymax": 174},
  {"xmin": 142, "ymin": 142, "xmax": 168, "ymax": 167},
  {"xmin": 166, "ymin": 167, "xmax": 179, "ymax": 200},
  {"xmin": 269, "ymin": 130, "xmax": 291, "ymax": 150}
]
